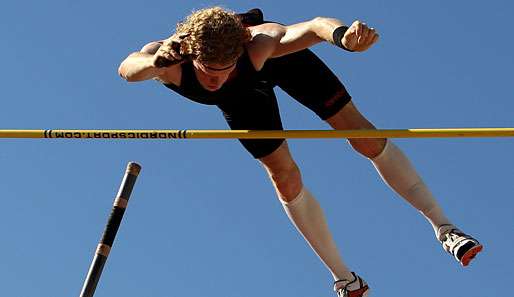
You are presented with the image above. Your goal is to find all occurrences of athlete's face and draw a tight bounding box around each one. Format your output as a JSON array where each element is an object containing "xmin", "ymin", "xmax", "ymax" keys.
[{"xmin": 192, "ymin": 60, "xmax": 237, "ymax": 92}]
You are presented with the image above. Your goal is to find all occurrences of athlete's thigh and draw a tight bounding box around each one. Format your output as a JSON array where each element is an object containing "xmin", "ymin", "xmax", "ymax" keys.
[
  {"xmin": 262, "ymin": 48, "xmax": 352, "ymax": 120},
  {"xmin": 325, "ymin": 100, "xmax": 377, "ymax": 130},
  {"xmin": 216, "ymin": 85, "xmax": 285, "ymax": 159},
  {"xmin": 258, "ymin": 141, "xmax": 295, "ymax": 174}
]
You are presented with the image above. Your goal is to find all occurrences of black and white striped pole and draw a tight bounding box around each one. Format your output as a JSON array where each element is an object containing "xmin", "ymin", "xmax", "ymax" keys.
[{"xmin": 79, "ymin": 162, "xmax": 142, "ymax": 297}]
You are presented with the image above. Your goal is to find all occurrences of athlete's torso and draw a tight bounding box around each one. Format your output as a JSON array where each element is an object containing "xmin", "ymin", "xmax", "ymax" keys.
[{"xmin": 162, "ymin": 50, "xmax": 267, "ymax": 106}]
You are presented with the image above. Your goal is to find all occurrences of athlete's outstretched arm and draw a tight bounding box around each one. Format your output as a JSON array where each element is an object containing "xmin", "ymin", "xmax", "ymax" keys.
[{"xmin": 250, "ymin": 17, "xmax": 379, "ymax": 59}]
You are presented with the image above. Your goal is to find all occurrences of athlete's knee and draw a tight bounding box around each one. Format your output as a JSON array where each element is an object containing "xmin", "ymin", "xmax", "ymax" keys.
[
  {"xmin": 348, "ymin": 137, "xmax": 387, "ymax": 159},
  {"xmin": 259, "ymin": 143, "xmax": 303, "ymax": 202},
  {"xmin": 326, "ymin": 101, "xmax": 387, "ymax": 158},
  {"xmin": 269, "ymin": 162, "xmax": 303, "ymax": 202}
]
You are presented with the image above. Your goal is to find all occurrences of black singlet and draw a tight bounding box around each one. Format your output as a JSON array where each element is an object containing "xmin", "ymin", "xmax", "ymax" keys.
[{"xmin": 162, "ymin": 49, "xmax": 352, "ymax": 158}]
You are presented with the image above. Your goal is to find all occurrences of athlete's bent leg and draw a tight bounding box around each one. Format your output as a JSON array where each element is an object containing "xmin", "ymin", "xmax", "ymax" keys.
[
  {"xmin": 259, "ymin": 141, "xmax": 354, "ymax": 282},
  {"xmin": 326, "ymin": 101, "xmax": 452, "ymax": 235}
]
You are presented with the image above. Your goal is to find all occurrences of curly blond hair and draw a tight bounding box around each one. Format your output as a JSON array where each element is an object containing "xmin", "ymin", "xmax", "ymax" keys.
[{"xmin": 176, "ymin": 7, "xmax": 251, "ymax": 65}]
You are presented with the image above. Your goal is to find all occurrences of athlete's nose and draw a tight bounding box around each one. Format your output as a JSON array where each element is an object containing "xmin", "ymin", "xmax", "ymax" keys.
[{"xmin": 209, "ymin": 77, "xmax": 219, "ymax": 84}]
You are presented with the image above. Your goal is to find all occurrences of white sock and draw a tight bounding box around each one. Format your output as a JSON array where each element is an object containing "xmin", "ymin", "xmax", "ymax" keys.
[
  {"xmin": 371, "ymin": 140, "xmax": 452, "ymax": 236},
  {"xmin": 281, "ymin": 187, "xmax": 353, "ymax": 281}
]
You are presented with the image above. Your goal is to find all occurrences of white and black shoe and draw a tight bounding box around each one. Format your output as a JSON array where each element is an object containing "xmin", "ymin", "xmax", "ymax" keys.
[
  {"xmin": 437, "ymin": 224, "xmax": 483, "ymax": 266},
  {"xmin": 333, "ymin": 272, "xmax": 370, "ymax": 297}
]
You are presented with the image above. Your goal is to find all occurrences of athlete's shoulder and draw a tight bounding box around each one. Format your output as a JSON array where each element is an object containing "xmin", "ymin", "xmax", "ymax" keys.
[
  {"xmin": 246, "ymin": 23, "xmax": 287, "ymax": 70},
  {"xmin": 249, "ymin": 23, "xmax": 286, "ymax": 39}
]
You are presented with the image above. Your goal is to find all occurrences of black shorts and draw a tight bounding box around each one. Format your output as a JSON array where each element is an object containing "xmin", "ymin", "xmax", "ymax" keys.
[{"xmin": 217, "ymin": 49, "xmax": 352, "ymax": 159}]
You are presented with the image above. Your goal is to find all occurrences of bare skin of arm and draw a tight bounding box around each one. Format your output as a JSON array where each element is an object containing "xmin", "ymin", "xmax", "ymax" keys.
[
  {"xmin": 118, "ymin": 40, "xmax": 183, "ymax": 84},
  {"xmin": 118, "ymin": 17, "xmax": 378, "ymax": 85},
  {"xmin": 247, "ymin": 17, "xmax": 379, "ymax": 70}
]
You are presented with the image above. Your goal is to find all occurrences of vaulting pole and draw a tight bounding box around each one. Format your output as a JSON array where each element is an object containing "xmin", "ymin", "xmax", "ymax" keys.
[
  {"xmin": 79, "ymin": 162, "xmax": 142, "ymax": 297},
  {"xmin": 0, "ymin": 128, "xmax": 514, "ymax": 139}
]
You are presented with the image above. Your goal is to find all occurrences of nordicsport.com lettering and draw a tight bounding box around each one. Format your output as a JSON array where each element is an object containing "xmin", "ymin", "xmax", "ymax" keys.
[{"xmin": 46, "ymin": 131, "xmax": 187, "ymax": 139}]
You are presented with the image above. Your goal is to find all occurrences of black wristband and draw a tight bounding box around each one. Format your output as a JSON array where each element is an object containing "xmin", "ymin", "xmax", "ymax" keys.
[{"xmin": 332, "ymin": 25, "xmax": 354, "ymax": 52}]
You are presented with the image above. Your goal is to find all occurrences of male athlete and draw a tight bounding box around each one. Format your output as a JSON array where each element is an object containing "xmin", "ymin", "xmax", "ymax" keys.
[{"xmin": 118, "ymin": 7, "xmax": 482, "ymax": 297}]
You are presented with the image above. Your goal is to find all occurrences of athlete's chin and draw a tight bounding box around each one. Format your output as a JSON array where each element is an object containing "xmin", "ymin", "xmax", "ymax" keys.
[{"xmin": 205, "ymin": 85, "xmax": 221, "ymax": 91}]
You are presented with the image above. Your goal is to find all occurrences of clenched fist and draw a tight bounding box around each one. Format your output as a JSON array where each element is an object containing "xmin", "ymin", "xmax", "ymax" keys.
[
  {"xmin": 342, "ymin": 20, "xmax": 379, "ymax": 52},
  {"xmin": 152, "ymin": 34, "xmax": 189, "ymax": 68}
]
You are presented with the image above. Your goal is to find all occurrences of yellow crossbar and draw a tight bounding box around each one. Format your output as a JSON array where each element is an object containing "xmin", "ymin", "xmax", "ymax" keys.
[{"xmin": 0, "ymin": 128, "xmax": 513, "ymax": 139}]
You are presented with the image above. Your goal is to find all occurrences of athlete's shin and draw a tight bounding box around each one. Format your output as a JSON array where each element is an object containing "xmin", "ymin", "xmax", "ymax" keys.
[
  {"xmin": 280, "ymin": 187, "xmax": 353, "ymax": 281},
  {"xmin": 370, "ymin": 140, "xmax": 452, "ymax": 235}
]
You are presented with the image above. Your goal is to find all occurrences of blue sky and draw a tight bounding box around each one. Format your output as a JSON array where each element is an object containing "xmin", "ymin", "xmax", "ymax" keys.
[{"xmin": 1, "ymin": 1, "xmax": 513, "ymax": 296}]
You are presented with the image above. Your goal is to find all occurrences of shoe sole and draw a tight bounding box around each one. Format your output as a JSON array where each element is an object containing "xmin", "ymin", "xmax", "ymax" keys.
[
  {"xmin": 461, "ymin": 244, "xmax": 483, "ymax": 266},
  {"xmin": 348, "ymin": 286, "xmax": 369, "ymax": 297}
]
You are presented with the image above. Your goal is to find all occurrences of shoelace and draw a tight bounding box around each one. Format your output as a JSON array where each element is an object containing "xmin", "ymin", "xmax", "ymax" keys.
[
  {"xmin": 442, "ymin": 229, "xmax": 468, "ymax": 254},
  {"xmin": 334, "ymin": 273, "xmax": 368, "ymax": 297},
  {"xmin": 334, "ymin": 274, "xmax": 356, "ymax": 297}
]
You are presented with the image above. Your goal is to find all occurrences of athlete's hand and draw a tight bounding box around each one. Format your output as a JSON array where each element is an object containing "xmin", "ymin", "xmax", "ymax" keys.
[
  {"xmin": 342, "ymin": 21, "xmax": 379, "ymax": 52},
  {"xmin": 152, "ymin": 34, "xmax": 189, "ymax": 68}
]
